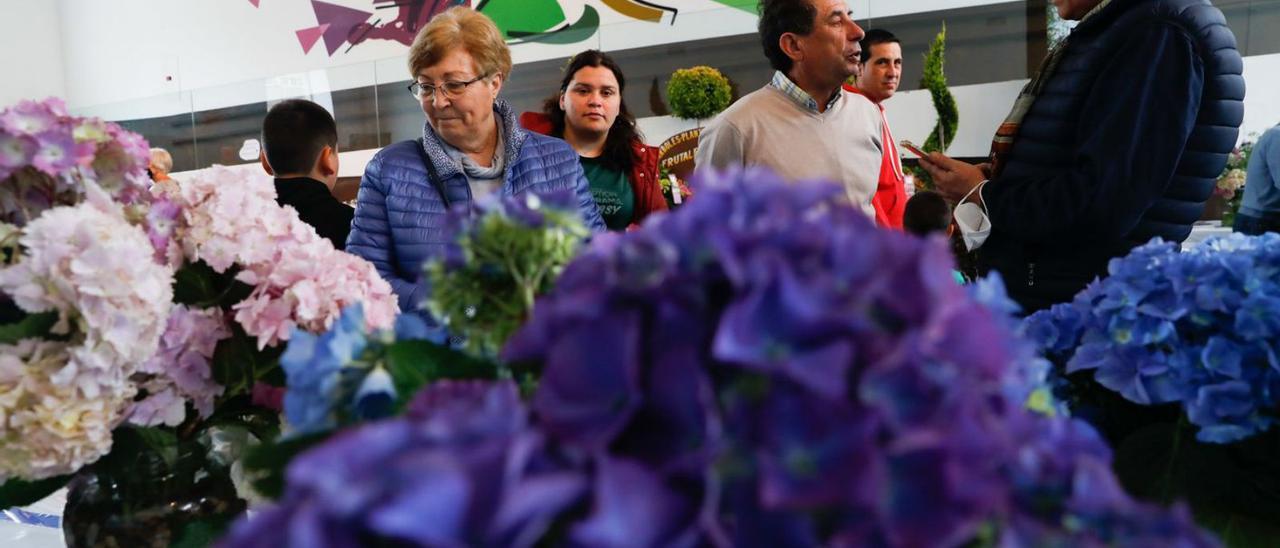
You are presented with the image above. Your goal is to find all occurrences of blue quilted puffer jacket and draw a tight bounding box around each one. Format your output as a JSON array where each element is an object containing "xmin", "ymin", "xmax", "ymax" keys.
[
  {"xmin": 978, "ymin": 0, "xmax": 1244, "ymax": 312},
  {"xmin": 347, "ymin": 100, "xmax": 604, "ymax": 316}
]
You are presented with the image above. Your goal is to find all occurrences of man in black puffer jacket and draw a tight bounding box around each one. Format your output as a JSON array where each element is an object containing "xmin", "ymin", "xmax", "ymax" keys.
[{"xmin": 919, "ymin": 0, "xmax": 1244, "ymax": 312}]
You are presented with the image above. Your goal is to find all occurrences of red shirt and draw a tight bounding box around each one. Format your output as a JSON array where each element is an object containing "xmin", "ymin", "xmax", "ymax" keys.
[{"xmin": 844, "ymin": 84, "xmax": 907, "ymax": 229}]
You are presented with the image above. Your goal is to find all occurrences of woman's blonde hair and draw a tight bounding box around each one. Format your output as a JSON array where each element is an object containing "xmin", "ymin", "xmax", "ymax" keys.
[
  {"xmin": 408, "ymin": 7, "xmax": 512, "ymax": 81},
  {"xmin": 149, "ymin": 147, "xmax": 173, "ymax": 173}
]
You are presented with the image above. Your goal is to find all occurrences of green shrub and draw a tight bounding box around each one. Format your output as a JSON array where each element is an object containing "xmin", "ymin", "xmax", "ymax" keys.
[{"xmin": 666, "ymin": 66, "xmax": 732, "ymax": 120}]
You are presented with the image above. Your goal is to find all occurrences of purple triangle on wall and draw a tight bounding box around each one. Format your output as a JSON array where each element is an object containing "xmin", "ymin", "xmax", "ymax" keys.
[
  {"xmin": 312, "ymin": 0, "xmax": 372, "ymax": 56},
  {"xmin": 296, "ymin": 24, "xmax": 330, "ymax": 54},
  {"xmin": 249, "ymin": 0, "xmax": 260, "ymax": 7}
]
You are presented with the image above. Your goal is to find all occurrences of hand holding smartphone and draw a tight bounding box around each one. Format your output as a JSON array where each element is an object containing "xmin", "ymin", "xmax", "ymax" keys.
[{"xmin": 899, "ymin": 139, "xmax": 927, "ymax": 158}]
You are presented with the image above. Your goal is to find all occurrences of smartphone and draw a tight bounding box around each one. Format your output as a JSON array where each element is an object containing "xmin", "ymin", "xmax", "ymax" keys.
[{"xmin": 899, "ymin": 139, "xmax": 927, "ymax": 158}]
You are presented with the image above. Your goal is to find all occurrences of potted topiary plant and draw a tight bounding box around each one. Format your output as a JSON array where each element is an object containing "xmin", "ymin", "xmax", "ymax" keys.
[
  {"xmin": 658, "ymin": 66, "xmax": 733, "ymax": 200},
  {"xmin": 665, "ymin": 65, "xmax": 732, "ymax": 127}
]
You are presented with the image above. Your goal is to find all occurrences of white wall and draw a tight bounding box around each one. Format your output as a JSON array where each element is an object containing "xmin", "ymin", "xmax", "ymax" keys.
[
  {"xmin": 0, "ymin": 1, "xmax": 66, "ymax": 105},
  {"xmin": 55, "ymin": 0, "xmax": 1022, "ymax": 116},
  {"xmin": 57, "ymin": 0, "xmax": 761, "ymax": 115},
  {"xmin": 882, "ymin": 79, "xmax": 1026, "ymax": 158},
  {"xmin": 1241, "ymin": 53, "xmax": 1280, "ymax": 142}
]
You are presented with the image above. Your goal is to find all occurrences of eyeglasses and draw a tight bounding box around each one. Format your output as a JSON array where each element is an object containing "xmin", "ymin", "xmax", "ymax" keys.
[{"xmin": 407, "ymin": 74, "xmax": 490, "ymax": 100}]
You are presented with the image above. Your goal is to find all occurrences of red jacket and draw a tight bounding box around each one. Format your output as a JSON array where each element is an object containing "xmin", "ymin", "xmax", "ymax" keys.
[
  {"xmin": 844, "ymin": 84, "xmax": 907, "ymax": 229},
  {"xmin": 519, "ymin": 112, "xmax": 667, "ymax": 225}
]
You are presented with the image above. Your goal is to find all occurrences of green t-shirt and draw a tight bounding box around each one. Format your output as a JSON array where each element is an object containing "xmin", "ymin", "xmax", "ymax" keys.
[{"xmin": 580, "ymin": 156, "xmax": 635, "ymax": 231}]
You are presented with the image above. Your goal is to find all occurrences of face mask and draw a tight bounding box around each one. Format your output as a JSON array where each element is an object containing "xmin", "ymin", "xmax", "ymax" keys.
[{"xmin": 953, "ymin": 182, "xmax": 990, "ymax": 251}]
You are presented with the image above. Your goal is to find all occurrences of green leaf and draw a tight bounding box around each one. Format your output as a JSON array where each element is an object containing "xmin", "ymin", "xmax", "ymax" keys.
[
  {"xmin": 202, "ymin": 395, "xmax": 282, "ymax": 443},
  {"xmin": 211, "ymin": 324, "xmax": 281, "ymax": 398},
  {"xmin": 240, "ymin": 431, "xmax": 333, "ymax": 500},
  {"xmin": 170, "ymin": 519, "xmax": 230, "ymax": 548},
  {"xmin": 172, "ymin": 261, "xmax": 255, "ymax": 308},
  {"xmin": 0, "ymin": 311, "xmax": 58, "ymax": 344},
  {"xmin": 173, "ymin": 261, "xmax": 222, "ymax": 306},
  {"xmin": 132, "ymin": 426, "xmax": 180, "ymax": 469},
  {"xmin": 1112, "ymin": 420, "xmax": 1184, "ymax": 503},
  {"xmin": 384, "ymin": 340, "xmax": 499, "ymax": 409},
  {"xmin": 0, "ymin": 474, "xmax": 72, "ymax": 509},
  {"xmin": 1195, "ymin": 509, "xmax": 1280, "ymax": 548}
]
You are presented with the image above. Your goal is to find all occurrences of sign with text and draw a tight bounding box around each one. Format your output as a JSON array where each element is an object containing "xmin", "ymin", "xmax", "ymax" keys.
[{"xmin": 657, "ymin": 128, "xmax": 701, "ymax": 180}]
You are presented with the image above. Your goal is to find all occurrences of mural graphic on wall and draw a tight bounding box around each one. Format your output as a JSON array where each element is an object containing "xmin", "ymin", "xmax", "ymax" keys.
[
  {"xmin": 284, "ymin": 0, "xmax": 696, "ymax": 55},
  {"xmin": 281, "ymin": 0, "xmax": 758, "ymax": 56}
]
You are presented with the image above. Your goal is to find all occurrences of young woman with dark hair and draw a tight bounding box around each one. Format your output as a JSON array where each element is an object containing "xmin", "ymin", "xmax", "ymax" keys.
[{"xmin": 520, "ymin": 50, "xmax": 667, "ymax": 230}]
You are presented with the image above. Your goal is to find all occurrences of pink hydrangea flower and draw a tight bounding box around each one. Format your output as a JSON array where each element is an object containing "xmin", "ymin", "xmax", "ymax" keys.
[
  {"xmin": 178, "ymin": 166, "xmax": 397, "ymax": 349},
  {"xmin": 0, "ymin": 200, "xmax": 173, "ymax": 397},
  {"xmin": 0, "ymin": 338, "xmax": 132, "ymax": 481}
]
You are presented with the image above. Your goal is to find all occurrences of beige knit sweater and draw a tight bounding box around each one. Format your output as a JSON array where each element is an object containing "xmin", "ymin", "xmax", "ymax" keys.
[{"xmin": 695, "ymin": 85, "xmax": 883, "ymax": 216}]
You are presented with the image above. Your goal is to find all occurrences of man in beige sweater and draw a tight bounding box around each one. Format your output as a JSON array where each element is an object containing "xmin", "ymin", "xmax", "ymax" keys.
[{"xmin": 696, "ymin": 0, "xmax": 882, "ymax": 216}]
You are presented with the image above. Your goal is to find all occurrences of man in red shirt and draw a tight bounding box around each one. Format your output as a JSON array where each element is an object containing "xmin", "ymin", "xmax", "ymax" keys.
[{"xmin": 845, "ymin": 29, "xmax": 907, "ymax": 229}]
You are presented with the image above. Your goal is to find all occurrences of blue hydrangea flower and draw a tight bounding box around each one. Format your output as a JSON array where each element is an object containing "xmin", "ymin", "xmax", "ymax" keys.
[
  {"xmin": 281, "ymin": 304, "xmax": 369, "ymax": 435},
  {"xmin": 1027, "ymin": 232, "xmax": 1280, "ymax": 443}
]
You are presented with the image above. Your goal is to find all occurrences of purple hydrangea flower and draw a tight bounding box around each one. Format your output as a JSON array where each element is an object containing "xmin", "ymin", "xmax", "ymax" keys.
[
  {"xmin": 0, "ymin": 131, "xmax": 37, "ymax": 179},
  {"xmin": 0, "ymin": 98, "xmax": 154, "ymax": 226},
  {"xmin": 503, "ymin": 167, "xmax": 1212, "ymax": 545},
  {"xmin": 233, "ymin": 168, "xmax": 1214, "ymax": 547},
  {"xmin": 221, "ymin": 380, "xmax": 590, "ymax": 548}
]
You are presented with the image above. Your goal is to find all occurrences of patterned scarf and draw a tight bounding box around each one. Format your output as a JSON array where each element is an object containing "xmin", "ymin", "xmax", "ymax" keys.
[{"xmin": 989, "ymin": 0, "xmax": 1113, "ymax": 177}]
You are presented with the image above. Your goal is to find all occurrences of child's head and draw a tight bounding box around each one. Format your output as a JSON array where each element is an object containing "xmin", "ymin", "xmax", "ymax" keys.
[
  {"xmin": 260, "ymin": 99, "xmax": 339, "ymax": 188},
  {"xmin": 903, "ymin": 190, "xmax": 953, "ymax": 237}
]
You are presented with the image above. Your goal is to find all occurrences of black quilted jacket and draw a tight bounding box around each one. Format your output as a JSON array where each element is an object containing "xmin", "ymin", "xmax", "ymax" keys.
[{"xmin": 978, "ymin": 0, "xmax": 1245, "ymax": 311}]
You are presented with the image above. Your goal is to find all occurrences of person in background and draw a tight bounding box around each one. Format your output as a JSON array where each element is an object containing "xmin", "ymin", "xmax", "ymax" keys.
[
  {"xmin": 147, "ymin": 147, "xmax": 175, "ymax": 194},
  {"xmin": 521, "ymin": 50, "xmax": 667, "ymax": 231},
  {"xmin": 260, "ymin": 98, "xmax": 353, "ymax": 250},
  {"xmin": 918, "ymin": 0, "xmax": 1244, "ymax": 312},
  {"xmin": 903, "ymin": 190, "xmax": 966, "ymax": 284},
  {"xmin": 695, "ymin": 0, "xmax": 883, "ymax": 217},
  {"xmin": 346, "ymin": 6, "xmax": 604, "ymax": 317},
  {"xmin": 148, "ymin": 147, "xmax": 173, "ymax": 181},
  {"xmin": 1234, "ymin": 123, "xmax": 1280, "ymax": 235},
  {"xmin": 846, "ymin": 29, "xmax": 907, "ymax": 229}
]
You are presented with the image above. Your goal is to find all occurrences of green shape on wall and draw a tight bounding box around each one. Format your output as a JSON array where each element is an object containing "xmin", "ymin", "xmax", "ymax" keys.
[
  {"xmin": 708, "ymin": 0, "xmax": 756, "ymax": 13},
  {"xmin": 508, "ymin": 6, "xmax": 600, "ymax": 45},
  {"xmin": 478, "ymin": 0, "xmax": 569, "ymax": 39}
]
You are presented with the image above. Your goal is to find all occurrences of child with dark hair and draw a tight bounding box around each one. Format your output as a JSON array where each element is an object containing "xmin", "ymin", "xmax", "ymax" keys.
[
  {"xmin": 904, "ymin": 190, "xmax": 967, "ymax": 284},
  {"xmin": 260, "ymin": 99, "xmax": 353, "ymax": 250}
]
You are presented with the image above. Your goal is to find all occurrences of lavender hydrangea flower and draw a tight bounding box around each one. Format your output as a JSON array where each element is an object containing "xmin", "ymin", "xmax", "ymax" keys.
[
  {"xmin": 1026, "ymin": 232, "xmax": 1280, "ymax": 443},
  {"xmin": 220, "ymin": 380, "xmax": 590, "ymax": 548},
  {"xmin": 0, "ymin": 98, "xmax": 153, "ymax": 227}
]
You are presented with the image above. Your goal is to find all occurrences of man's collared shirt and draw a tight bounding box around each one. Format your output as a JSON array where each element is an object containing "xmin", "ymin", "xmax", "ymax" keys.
[{"xmin": 769, "ymin": 71, "xmax": 841, "ymax": 114}]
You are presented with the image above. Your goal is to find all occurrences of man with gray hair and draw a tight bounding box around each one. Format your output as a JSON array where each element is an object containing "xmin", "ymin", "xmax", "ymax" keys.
[{"xmin": 695, "ymin": 0, "xmax": 883, "ymax": 216}]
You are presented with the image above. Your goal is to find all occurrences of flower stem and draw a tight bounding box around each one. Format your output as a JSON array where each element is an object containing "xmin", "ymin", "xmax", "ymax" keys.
[{"xmin": 1159, "ymin": 415, "xmax": 1188, "ymax": 503}]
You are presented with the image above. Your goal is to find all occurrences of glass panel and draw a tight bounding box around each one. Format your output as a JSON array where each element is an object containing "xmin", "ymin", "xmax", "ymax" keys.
[
  {"xmin": 325, "ymin": 63, "xmax": 382, "ymax": 152},
  {"xmin": 71, "ymin": 0, "xmax": 1280, "ymax": 169}
]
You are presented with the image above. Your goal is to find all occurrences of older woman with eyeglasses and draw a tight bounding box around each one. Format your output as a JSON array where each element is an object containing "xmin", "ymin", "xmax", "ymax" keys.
[{"xmin": 347, "ymin": 7, "xmax": 604, "ymax": 321}]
